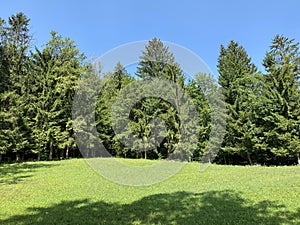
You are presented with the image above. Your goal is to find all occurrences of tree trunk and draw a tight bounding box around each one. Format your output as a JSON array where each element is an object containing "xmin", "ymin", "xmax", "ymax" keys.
[
  {"xmin": 16, "ymin": 153, "xmax": 21, "ymax": 162},
  {"xmin": 66, "ymin": 146, "xmax": 69, "ymax": 159},
  {"xmin": 247, "ymin": 151, "xmax": 253, "ymax": 165},
  {"xmin": 144, "ymin": 150, "xmax": 147, "ymax": 159},
  {"xmin": 37, "ymin": 152, "xmax": 40, "ymax": 161},
  {"xmin": 0, "ymin": 154, "xmax": 2, "ymax": 162},
  {"xmin": 298, "ymin": 153, "xmax": 300, "ymax": 165},
  {"xmin": 49, "ymin": 142, "xmax": 53, "ymax": 160}
]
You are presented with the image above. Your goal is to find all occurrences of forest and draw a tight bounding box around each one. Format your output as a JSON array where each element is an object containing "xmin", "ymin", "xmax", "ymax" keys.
[{"xmin": 0, "ymin": 12, "xmax": 299, "ymax": 165}]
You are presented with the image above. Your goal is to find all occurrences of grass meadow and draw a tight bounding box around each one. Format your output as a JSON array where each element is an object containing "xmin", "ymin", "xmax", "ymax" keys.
[{"xmin": 0, "ymin": 158, "xmax": 299, "ymax": 225}]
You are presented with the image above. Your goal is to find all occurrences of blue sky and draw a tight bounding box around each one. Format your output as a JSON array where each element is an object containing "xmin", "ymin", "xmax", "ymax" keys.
[{"xmin": 1, "ymin": 0, "xmax": 300, "ymax": 76}]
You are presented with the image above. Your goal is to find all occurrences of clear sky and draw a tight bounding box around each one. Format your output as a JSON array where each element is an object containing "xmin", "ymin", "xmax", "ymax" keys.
[{"xmin": 1, "ymin": 0, "xmax": 300, "ymax": 76}]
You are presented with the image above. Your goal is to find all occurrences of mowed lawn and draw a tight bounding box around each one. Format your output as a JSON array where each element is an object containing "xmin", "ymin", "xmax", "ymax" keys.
[{"xmin": 0, "ymin": 159, "xmax": 299, "ymax": 225}]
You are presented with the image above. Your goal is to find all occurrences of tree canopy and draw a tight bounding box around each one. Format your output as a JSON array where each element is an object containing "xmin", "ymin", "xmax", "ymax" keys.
[{"xmin": 0, "ymin": 12, "xmax": 299, "ymax": 165}]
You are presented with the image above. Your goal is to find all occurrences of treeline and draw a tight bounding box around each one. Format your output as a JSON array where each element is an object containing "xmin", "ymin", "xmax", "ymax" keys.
[{"xmin": 0, "ymin": 13, "xmax": 299, "ymax": 165}]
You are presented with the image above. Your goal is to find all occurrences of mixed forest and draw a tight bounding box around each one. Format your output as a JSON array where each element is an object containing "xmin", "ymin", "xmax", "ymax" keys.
[{"xmin": 0, "ymin": 13, "xmax": 299, "ymax": 165}]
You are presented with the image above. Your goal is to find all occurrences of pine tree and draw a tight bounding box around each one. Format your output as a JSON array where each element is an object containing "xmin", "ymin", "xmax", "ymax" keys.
[
  {"xmin": 136, "ymin": 37, "xmax": 183, "ymax": 84},
  {"xmin": 29, "ymin": 31, "xmax": 85, "ymax": 160},
  {"xmin": 262, "ymin": 35, "xmax": 300, "ymax": 164},
  {"xmin": 96, "ymin": 62, "xmax": 133, "ymax": 157},
  {"xmin": 0, "ymin": 13, "xmax": 31, "ymax": 162},
  {"xmin": 217, "ymin": 40, "xmax": 257, "ymax": 164},
  {"xmin": 73, "ymin": 62, "xmax": 102, "ymax": 158},
  {"xmin": 185, "ymin": 74, "xmax": 215, "ymax": 161},
  {"xmin": 134, "ymin": 37, "xmax": 191, "ymax": 160}
]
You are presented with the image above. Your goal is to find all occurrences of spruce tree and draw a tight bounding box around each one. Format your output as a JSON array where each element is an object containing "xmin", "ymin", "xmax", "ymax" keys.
[
  {"xmin": 96, "ymin": 62, "xmax": 133, "ymax": 157},
  {"xmin": 0, "ymin": 13, "xmax": 31, "ymax": 161},
  {"xmin": 217, "ymin": 40, "xmax": 257, "ymax": 164},
  {"xmin": 134, "ymin": 37, "xmax": 190, "ymax": 159},
  {"xmin": 29, "ymin": 31, "xmax": 85, "ymax": 160},
  {"xmin": 262, "ymin": 35, "xmax": 300, "ymax": 164}
]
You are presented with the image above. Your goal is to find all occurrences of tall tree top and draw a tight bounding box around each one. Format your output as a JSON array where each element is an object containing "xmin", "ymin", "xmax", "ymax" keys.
[
  {"xmin": 140, "ymin": 37, "xmax": 174, "ymax": 63},
  {"xmin": 136, "ymin": 37, "xmax": 184, "ymax": 84},
  {"xmin": 1, "ymin": 12, "xmax": 31, "ymax": 51},
  {"xmin": 218, "ymin": 40, "xmax": 256, "ymax": 79},
  {"xmin": 217, "ymin": 40, "xmax": 257, "ymax": 105},
  {"xmin": 262, "ymin": 35, "xmax": 300, "ymax": 118},
  {"xmin": 263, "ymin": 35, "xmax": 300, "ymax": 70}
]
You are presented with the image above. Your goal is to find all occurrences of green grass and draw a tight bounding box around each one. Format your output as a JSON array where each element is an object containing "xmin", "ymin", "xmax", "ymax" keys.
[
  {"xmin": 0, "ymin": 158, "xmax": 299, "ymax": 225},
  {"xmin": 115, "ymin": 158, "xmax": 160, "ymax": 166}
]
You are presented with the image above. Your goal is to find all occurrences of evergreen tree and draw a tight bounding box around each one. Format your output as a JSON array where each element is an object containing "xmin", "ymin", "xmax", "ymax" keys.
[
  {"xmin": 73, "ymin": 61, "xmax": 102, "ymax": 158},
  {"xmin": 96, "ymin": 62, "xmax": 133, "ymax": 157},
  {"xmin": 136, "ymin": 37, "xmax": 184, "ymax": 84},
  {"xmin": 217, "ymin": 40, "xmax": 257, "ymax": 164},
  {"xmin": 134, "ymin": 37, "xmax": 194, "ymax": 160},
  {"xmin": 0, "ymin": 13, "xmax": 31, "ymax": 161},
  {"xmin": 262, "ymin": 35, "xmax": 300, "ymax": 164},
  {"xmin": 185, "ymin": 77, "xmax": 210, "ymax": 160},
  {"xmin": 29, "ymin": 31, "xmax": 85, "ymax": 160}
]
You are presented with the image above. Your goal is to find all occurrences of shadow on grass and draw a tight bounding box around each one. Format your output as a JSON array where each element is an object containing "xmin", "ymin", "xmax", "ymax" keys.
[
  {"xmin": 0, "ymin": 162, "xmax": 57, "ymax": 185},
  {"xmin": 1, "ymin": 190, "xmax": 299, "ymax": 225}
]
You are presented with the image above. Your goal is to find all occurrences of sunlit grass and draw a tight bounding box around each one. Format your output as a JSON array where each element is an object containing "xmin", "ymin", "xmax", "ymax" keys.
[
  {"xmin": 0, "ymin": 159, "xmax": 299, "ymax": 224},
  {"xmin": 115, "ymin": 158, "xmax": 160, "ymax": 166}
]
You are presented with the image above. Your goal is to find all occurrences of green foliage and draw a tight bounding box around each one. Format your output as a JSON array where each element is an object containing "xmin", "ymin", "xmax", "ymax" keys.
[
  {"xmin": 0, "ymin": 12, "xmax": 31, "ymax": 161},
  {"xmin": 133, "ymin": 38, "xmax": 189, "ymax": 159},
  {"xmin": 0, "ymin": 13, "xmax": 85, "ymax": 161},
  {"xmin": 261, "ymin": 35, "xmax": 300, "ymax": 163},
  {"xmin": 29, "ymin": 31, "xmax": 85, "ymax": 160},
  {"xmin": 0, "ymin": 12, "xmax": 299, "ymax": 165},
  {"xmin": 216, "ymin": 36, "xmax": 300, "ymax": 165},
  {"xmin": 72, "ymin": 61, "xmax": 103, "ymax": 158},
  {"xmin": 95, "ymin": 62, "xmax": 134, "ymax": 157},
  {"xmin": 185, "ymin": 75, "xmax": 211, "ymax": 160},
  {"xmin": 136, "ymin": 37, "xmax": 184, "ymax": 85},
  {"xmin": 217, "ymin": 40, "xmax": 258, "ymax": 164}
]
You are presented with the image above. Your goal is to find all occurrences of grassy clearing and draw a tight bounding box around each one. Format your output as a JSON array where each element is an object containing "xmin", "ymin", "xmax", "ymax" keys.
[
  {"xmin": 115, "ymin": 158, "xmax": 160, "ymax": 166},
  {"xmin": 0, "ymin": 158, "xmax": 299, "ymax": 225}
]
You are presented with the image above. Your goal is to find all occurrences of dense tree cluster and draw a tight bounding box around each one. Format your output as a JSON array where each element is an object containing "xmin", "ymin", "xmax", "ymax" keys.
[
  {"xmin": 0, "ymin": 13, "xmax": 299, "ymax": 165},
  {"xmin": 216, "ymin": 38, "xmax": 300, "ymax": 165},
  {"xmin": 0, "ymin": 13, "xmax": 84, "ymax": 161}
]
